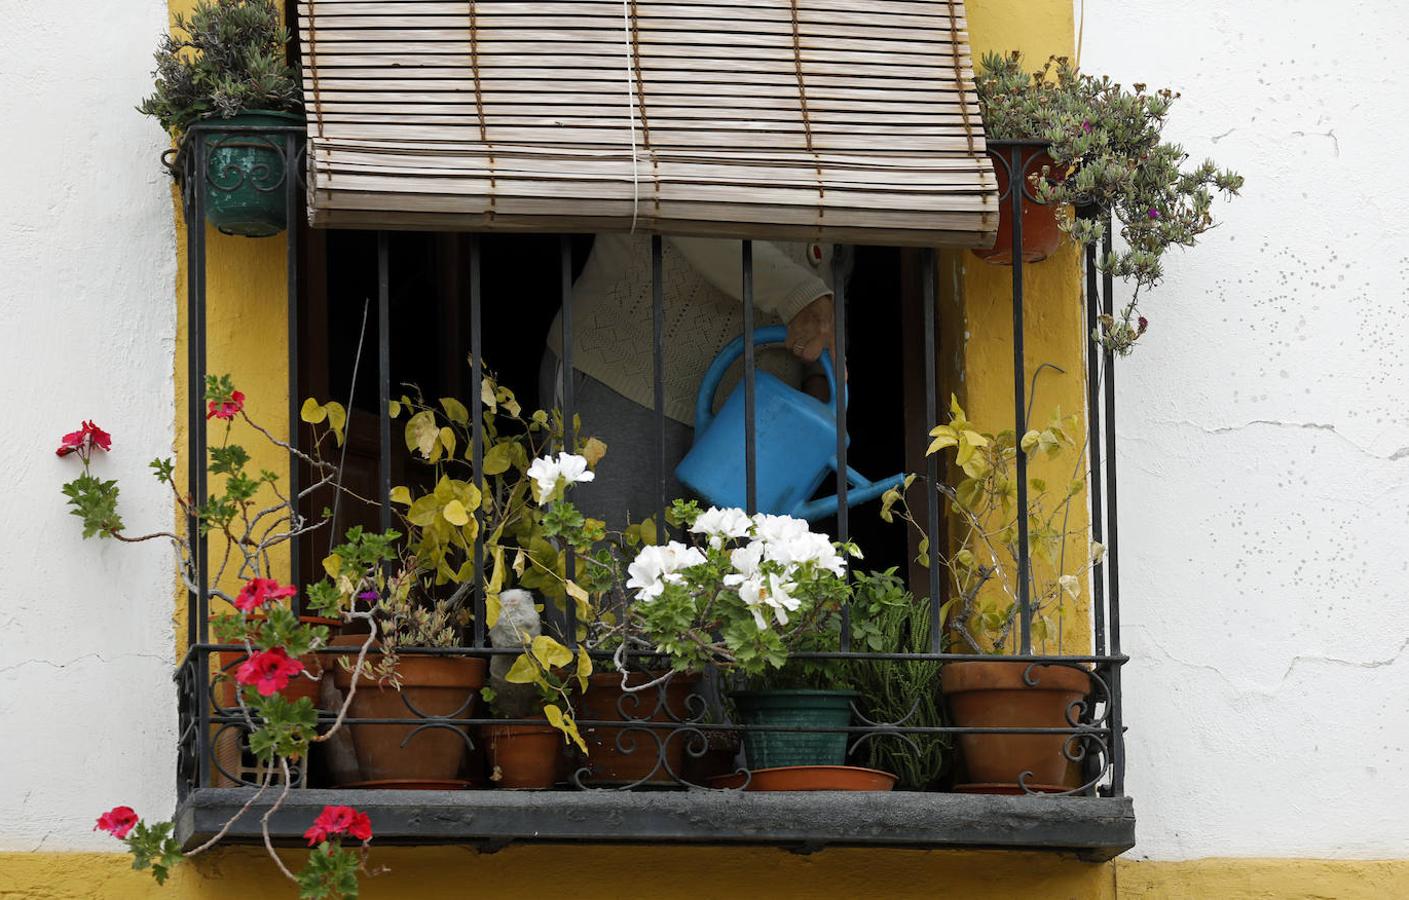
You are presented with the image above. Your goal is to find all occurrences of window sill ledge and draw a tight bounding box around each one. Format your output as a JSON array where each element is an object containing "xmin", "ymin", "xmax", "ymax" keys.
[{"xmin": 175, "ymin": 788, "xmax": 1135, "ymax": 860}]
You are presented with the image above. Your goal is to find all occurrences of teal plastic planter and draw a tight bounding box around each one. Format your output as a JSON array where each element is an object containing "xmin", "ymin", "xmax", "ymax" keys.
[
  {"xmin": 732, "ymin": 689, "xmax": 857, "ymax": 769},
  {"xmin": 200, "ymin": 110, "xmax": 302, "ymax": 237}
]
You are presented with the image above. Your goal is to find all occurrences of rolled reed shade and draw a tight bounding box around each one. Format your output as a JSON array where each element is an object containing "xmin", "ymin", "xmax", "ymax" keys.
[{"xmin": 297, "ymin": 0, "xmax": 998, "ymax": 246}]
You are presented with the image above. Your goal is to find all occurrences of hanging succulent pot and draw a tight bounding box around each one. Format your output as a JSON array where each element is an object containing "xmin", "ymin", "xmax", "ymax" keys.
[{"xmin": 972, "ymin": 141, "xmax": 1064, "ymax": 265}]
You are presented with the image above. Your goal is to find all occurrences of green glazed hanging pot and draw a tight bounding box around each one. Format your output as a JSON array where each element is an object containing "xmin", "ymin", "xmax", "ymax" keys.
[{"xmin": 200, "ymin": 110, "xmax": 302, "ymax": 238}]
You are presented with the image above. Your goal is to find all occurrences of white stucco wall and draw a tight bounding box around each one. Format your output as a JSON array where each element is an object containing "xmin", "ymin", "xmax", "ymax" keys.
[
  {"xmin": 0, "ymin": 0, "xmax": 177, "ymax": 850},
  {"xmin": 1084, "ymin": 0, "xmax": 1409, "ymax": 860}
]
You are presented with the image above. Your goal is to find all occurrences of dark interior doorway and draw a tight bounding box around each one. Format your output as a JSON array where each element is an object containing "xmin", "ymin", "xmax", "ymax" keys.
[{"xmin": 296, "ymin": 230, "xmax": 925, "ymax": 590}]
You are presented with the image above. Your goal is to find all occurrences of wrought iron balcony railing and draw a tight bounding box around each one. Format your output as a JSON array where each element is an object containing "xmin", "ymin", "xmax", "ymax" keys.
[{"xmin": 171, "ymin": 121, "xmax": 1133, "ymax": 859}]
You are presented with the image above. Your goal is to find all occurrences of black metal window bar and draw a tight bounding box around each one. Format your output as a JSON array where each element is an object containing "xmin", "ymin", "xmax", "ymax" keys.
[{"xmin": 173, "ymin": 125, "xmax": 1129, "ymax": 839}]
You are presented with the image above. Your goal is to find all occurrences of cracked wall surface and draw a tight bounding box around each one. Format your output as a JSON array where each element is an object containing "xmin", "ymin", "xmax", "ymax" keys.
[
  {"xmin": 1086, "ymin": 0, "xmax": 1409, "ymax": 861},
  {"xmin": 0, "ymin": 0, "xmax": 178, "ymax": 853}
]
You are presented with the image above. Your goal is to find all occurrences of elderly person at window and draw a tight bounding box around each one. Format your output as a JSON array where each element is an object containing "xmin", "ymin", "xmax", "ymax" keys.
[{"xmin": 541, "ymin": 235, "xmax": 842, "ymax": 528}]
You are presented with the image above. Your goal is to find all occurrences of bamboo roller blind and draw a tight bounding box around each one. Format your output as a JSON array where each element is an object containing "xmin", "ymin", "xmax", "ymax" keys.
[{"xmin": 297, "ymin": 0, "xmax": 998, "ymax": 246}]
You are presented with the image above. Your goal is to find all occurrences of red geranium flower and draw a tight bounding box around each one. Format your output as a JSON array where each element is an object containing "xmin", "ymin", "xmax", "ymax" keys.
[
  {"xmin": 235, "ymin": 647, "xmax": 305, "ymax": 697},
  {"xmin": 56, "ymin": 421, "xmax": 112, "ymax": 457},
  {"xmin": 95, "ymin": 806, "xmax": 139, "ymax": 839},
  {"xmin": 304, "ymin": 805, "xmax": 373, "ymax": 846},
  {"xmin": 234, "ymin": 578, "xmax": 298, "ymax": 614},
  {"xmin": 207, "ymin": 390, "xmax": 245, "ymax": 421}
]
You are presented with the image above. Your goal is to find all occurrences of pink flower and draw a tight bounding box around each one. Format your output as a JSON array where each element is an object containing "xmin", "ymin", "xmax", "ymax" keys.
[
  {"xmin": 207, "ymin": 390, "xmax": 245, "ymax": 421},
  {"xmin": 56, "ymin": 421, "xmax": 112, "ymax": 458},
  {"xmin": 235, "ymin": 647, "xmax": 305, "ymax": 697},
  {"xmin": 1137, "ymin": 316, "xmax": 1150, "ymax": 334},
  {"xmin": 95, "ymin": 806, "xmax": 139, "ymax": 839},
  {"xmin": 234, "ymin": 578, "xmax": 298, "ymax": 614},
  {"xmin": 304, "ymin": 805, "xmax": 373, "ymax": 846},
  {"xmin": 1147, "ymin": 208, "xmax": 1161, "ymax": 220}
]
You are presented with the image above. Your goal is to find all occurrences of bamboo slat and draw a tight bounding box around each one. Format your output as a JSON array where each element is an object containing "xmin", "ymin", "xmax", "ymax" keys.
[{"xmin": 298, "ymin": 0, "xmax": 996, "ymax": 246}]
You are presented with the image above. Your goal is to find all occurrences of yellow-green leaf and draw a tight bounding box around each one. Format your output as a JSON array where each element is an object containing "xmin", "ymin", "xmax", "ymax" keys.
[
  {"xmin": 581, "ymin": 436, "xmax": 608, "ymax": 468},
  {"xmin": 480, "ymin": 377, "xmax": 498, "ymax": 414},
  {"xmin": 442, "ymin": 499, "xmax": 470, "ymax": 526},
  {"xmin": 324, "ymin": 402, "xmax": 347, "ymax": 445},
  {"xmin": 1020, "ymin": 430, "xmax": 1041, "ymax": 454},
  {"xmin": 407, "ymin": 494, "xmax": 441, "ymax": 527},
  {"xmin": 504, "ymin": 654, "xmax": 539, "ymax": 684},
  {"xmin": 389, "ymin": 485, "xmax": 412, "ymax": 506},
  {"xmin": 530, "ymin": 634, "xmax": 573, "ymax": 670},
  {"xmin": 927, "ymin": 432, "xmax": 958, "ymax": 455},
  {"xmin": 484, "ymin": 593, "xmax": 501, "ymax": 630},
  {"xmin": 638, "ymin": 517, "xmax": 658, "ymax": 547},
  {"xmin": 438, "ymin": 426, "xmax": 457, "ymax": 459},
  {"xmin": 321, "ymin": 554, "xmax": 342, "ymax": 578},
  {"xmin": 482, "ymin": 441, "xmax": 514, "ymax": 476},
  {"xmin": 300, "ymin": 398, "xmax": 327, "ymax": 424},
  {"xmin": 440, "ymin": 397, "xmax": 469, "ymax": 425},
  {"xmin": 406, "ymin": 410, "xmax": 439, "ymax": 457},
  {"xmin": 575, "ymin": 645, "xmax": 592, "ymax": 692},
  {"xmin": 387, "ymin": 399, "xmax": 402, "ymax": 418}
]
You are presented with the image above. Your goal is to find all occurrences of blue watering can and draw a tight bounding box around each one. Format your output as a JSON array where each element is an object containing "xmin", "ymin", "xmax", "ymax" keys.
[{"xmin": 675, "ymin": 326, "xmax": 906, "ymax": 521}]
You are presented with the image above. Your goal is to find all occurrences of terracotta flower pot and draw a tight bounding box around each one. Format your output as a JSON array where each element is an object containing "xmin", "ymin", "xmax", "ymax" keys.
[
  {"xmin": 578, "ymin": 671, "xmax": 701, "ymax": 787},
  {"xmin": 485, "ymin": 723, "xmax": 563, "ymax": 790},
  {"xmin": 329, "ymin": 649, "xmax": 488, "ymax": 786},
  {"xmin": 972, "ymin": 145, "xmax": 1064, "ymax": 265},
  {"xmin": 215, "ymin": 615, "xmax": 343, "ymax": 709},
  {"xmin": 941, "ymin": 660, "xmax": 1090, "ymax": 793}
]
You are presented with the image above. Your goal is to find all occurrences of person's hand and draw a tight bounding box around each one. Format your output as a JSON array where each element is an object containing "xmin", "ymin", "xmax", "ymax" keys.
[{"xmin": 786, "ymin": 294, "xmax": 834, "ymax": 362}]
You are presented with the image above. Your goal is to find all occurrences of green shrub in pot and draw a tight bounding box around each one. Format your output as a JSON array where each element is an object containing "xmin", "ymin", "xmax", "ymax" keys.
[{"xmin": 139, "ymin": 0, "xmax": 303, "ymax": 236}]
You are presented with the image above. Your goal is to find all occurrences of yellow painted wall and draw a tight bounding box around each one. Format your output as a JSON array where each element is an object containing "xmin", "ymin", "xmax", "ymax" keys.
[
  {"xmin": 5, "ymin": 851, "xmax": 1409, "ymax": 899},
  {"xmin": 942, "ymin": 0, "xmax": 1094, "ymax": 655},
  {"xmin": 169, "ymin": 74, "xmax": 293, "ymax": 654}
]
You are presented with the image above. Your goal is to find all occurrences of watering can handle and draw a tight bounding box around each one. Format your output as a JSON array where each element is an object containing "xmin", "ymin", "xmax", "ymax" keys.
[{"xmin": 695, "ymin": 325, "xmax": 839, "ymax": 433}]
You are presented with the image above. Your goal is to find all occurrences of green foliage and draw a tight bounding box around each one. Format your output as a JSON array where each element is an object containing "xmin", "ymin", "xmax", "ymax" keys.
[
  {"xmin": 845, "ymin": 569, "xmax": 948, "ymax": 790},
  {"xmin": 126, "ymin": 820, "xmax": 184, "ymax": 885},
  {"xmin": 247, "ymin": 691, "xmax": 319, "ymax": 761},
  {"xmin": 138, "ymin": 0, "xmax": 301, "ymax": 136},
  {"xmin": 628, "ymin": 515, "xmax": 853, "ymax": 678},
  {"xmin": 62, "ymin": 472, "xmax": 123, "ymax": 538},
  {"xmin": 976, "ymin": 51, "xmax": 1243, "ymax": 353},
  {"xmin": 297, "ymin": 842, "xmax": 362, "ymax": 900}
]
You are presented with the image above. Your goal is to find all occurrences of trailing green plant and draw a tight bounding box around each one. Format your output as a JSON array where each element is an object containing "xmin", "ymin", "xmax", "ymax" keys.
[
  {"xmin": 976, "ymin": 51, "xmax": 1243, "ymax": 355},
  {"xmin": 59, "ymin": 376, "xmax": 378, "ymax": 897},
  {"xmin": 138, "ymin": 0, "xmax": 301, "ymax": 137},
  {"xmin": 845, "ymin": 568, "xmax": 948, "ymax": 791}
]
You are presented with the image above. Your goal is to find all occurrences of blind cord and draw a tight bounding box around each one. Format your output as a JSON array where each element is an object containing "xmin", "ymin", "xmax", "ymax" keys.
[{"xmin": 620, "ymin": 0, "xmax": 642, "ymax": 232}]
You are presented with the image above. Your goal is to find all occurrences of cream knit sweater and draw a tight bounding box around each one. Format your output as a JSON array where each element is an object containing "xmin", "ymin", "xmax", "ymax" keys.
[{"xmin": 546, "ymin": 235, "xmax": 835, "ymax": 425}]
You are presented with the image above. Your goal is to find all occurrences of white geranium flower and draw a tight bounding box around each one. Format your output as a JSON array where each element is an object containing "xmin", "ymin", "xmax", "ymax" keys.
[
  {"xmin": 723, "ymin": 540, "xmax": 765, "ymax": 587},
  {"xmin": 766, "ymin": 573, "xmax": 801, "ymax": 624},
  {"xmin": 526, "ymin": 452, "xmax": 595, "ymax": 504},
  {"xmin": 689, "ymin": 506, "xmax": 753, "ymax": 548},
  {"xmin": 751, "ymin": 513, "xmax": 810, "ymax": 546},
  {"xmin": 734, "ymin": 576, "xmax": 771, "ymax": 629},
  {"xmin": 626, "ymin": 541, "xmax": 706, "ymax": 601},
  {"xmin": 736, "ymin": 572, "xmax": 800, "ymax": 629},
  {"xmin": 767, "ymin": 531, "xmax": 846, "ymax": 577}
]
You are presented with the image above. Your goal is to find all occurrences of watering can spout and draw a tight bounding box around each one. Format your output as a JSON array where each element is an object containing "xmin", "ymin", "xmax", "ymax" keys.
[{"xmin": 675, "ymin": 326, "xmax": 907, "ymax": 521}]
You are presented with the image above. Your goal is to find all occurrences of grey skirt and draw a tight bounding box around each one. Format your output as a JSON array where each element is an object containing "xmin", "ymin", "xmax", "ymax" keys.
[{"xmin": 538, "ymin": 349, "xmax": 694, "ymax": 531}]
